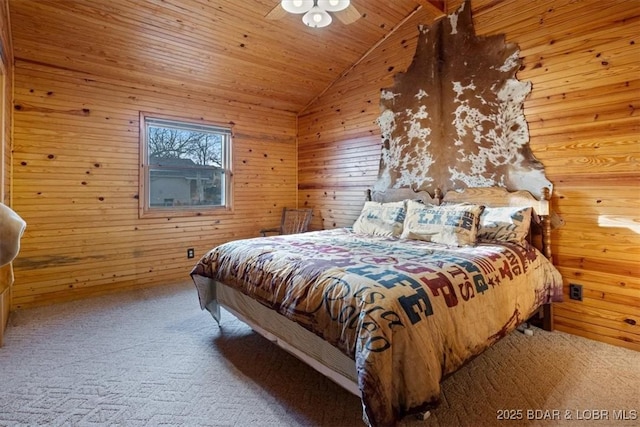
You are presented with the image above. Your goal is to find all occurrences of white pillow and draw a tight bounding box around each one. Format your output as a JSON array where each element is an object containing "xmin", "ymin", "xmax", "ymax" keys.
[
  {"xmin": 401, "ymin": 200, "xmax": 484, "ymax": 246},
  {"xmin": 477, "ymin": 206, "xmax": 532, "ymax": 243},
  {"xmin": 353, "ymin": 201, "xmax": 406, "ymax": 237}
]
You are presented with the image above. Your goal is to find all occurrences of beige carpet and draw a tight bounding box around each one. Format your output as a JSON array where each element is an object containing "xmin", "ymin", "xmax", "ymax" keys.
[{"xmin": 0, "ymin": 282, "xmax": 638, "ymax": 427}]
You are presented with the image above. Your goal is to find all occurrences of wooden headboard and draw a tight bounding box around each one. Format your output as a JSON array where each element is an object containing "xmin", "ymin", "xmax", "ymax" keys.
[{"xmin": 366, "ymin": 187, "xmax": 442, "ymax": 205}]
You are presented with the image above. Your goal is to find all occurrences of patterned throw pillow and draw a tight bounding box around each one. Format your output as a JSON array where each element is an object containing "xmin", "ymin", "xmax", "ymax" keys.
[
  {"xmin": 401, "ymin": 200, "xmax": 484, "ymax": 246},
  {"xmin": 477, "ymin": 206, "xmax": 532, "ymax": 243},
  {"xmin": 352, "ymin": 201, "xmax": 406, "ymax": 237}
]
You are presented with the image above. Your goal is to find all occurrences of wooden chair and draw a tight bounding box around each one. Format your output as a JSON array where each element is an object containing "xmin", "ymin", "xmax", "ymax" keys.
[{"xmin": 260, "ymin": 208, "xmax": 313, "ymax": 236}]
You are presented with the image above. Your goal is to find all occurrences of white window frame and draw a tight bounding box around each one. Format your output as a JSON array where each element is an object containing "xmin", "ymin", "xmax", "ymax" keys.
[{"xmin": 139, "ymin": 112, "xmax": 233, "ymax": 218}]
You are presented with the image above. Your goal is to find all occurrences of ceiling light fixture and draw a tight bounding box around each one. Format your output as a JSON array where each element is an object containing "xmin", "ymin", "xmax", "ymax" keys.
[{"xmin": 280, "ymin": 0, "xmax": 351, "ymax": 28}]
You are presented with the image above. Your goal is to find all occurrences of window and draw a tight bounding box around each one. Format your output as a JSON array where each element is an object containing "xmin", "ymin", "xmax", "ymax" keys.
[{"xmin": 139, "ymin": 113, "xmax": 232, "ymax": 217}]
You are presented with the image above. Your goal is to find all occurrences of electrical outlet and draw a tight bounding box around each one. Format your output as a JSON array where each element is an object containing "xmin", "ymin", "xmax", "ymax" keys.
[
  {"xmin": 187, "ymin": 248, "xmax": 195, "ymax": 259},
  {"xmin": 569, "ymin": 283, "xmax": 583, "ymax": 301}
]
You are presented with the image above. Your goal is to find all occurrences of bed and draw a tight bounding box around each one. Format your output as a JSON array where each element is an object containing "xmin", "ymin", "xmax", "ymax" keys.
[{"xmin": 190, "ymin": 186, "xmax": 563, "ymax": 427}]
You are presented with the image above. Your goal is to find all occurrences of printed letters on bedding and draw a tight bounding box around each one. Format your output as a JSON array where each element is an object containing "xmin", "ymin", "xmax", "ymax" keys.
[
  {"xmin": 401, "ymin": 200, "xmax": 484, "ymax": 246},
  {"xmin": 353, "ymin": 201, "xmax": 406, "ymax": 237},
  {"xmin": 191, "ymin": 228, "xmax": 563, "ymax": 426},
  {"xmin": 477, "ymin": 206, "xmax": 532, "ymax": 243}
]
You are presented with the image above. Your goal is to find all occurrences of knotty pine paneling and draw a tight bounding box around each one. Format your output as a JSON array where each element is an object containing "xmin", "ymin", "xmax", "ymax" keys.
[
  {"xmin": 298, "ymin": 0, "xmax": 639, "ymax": 350},
  {"xmin": 299, "ymin": 11, "xmax": 428, "ymax": 231},
  {"xmin": 9, "ymin": 0, "xmax": 428, "ymax": 114},
  {"xmin": 11, "ymin": 60, "xmax": 297, "ymax": 307},
  {"xmin": 0, "ymin": 0, "xmax": 13, "ymax": 345},
  {"xmin": 1, "ymin": 0, "xmax": 11, "ymax": 203}
]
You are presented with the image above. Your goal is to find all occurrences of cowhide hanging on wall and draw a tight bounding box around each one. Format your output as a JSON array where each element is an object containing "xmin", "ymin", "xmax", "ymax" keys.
[{"xmin": 374, "ymin": 0, "xmax": 551, "ymax": 199}]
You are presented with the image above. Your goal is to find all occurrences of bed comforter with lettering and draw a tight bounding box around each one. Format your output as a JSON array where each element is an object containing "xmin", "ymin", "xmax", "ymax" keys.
[{"xmin": 190, "ymin": 228, "xmax": 563, "ymax": 426}]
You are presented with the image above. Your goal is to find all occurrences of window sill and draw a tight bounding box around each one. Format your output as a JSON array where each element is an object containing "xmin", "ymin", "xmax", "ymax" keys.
[{"xmin": 138, "ymin": 206, "xmax": 233, "ymax": 219}]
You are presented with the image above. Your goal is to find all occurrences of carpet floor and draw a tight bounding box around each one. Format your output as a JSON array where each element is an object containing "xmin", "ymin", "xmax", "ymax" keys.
[{"xmin": 0, "ymin": 282, "xmax": 638, "ymax": 427}]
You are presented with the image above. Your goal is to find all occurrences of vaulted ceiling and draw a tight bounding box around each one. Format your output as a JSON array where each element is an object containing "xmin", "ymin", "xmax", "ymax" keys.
[{"xmin": 9, "ymin": 0, "xmax": 445, "ymax": 113}]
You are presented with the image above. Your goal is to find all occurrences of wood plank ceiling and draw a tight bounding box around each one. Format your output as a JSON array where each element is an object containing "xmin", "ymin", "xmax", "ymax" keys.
[{"xmin": 10, "ymin": 0, "xmax": 445, "ymax": 113}]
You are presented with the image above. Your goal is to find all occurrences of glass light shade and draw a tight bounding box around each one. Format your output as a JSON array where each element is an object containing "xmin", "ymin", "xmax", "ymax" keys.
[
  {"xmin": 281, "ymin": 0, "xmax": 314, "ymax": 14},
  {"xmin": 302, "ymin": 6, "xmax": 332, "ymax": 28},
  {"xmin": 317, "ymin": 0, "xmax": 350, "ymax": 12}
]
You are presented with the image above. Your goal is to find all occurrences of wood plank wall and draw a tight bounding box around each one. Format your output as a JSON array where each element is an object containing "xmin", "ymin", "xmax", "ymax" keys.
[
  {"xmin": 0, "ymin": 0, "xmax": 13, "ymax": 345},
  {"xmin": 0, "ymin": 0, "xmax": 10, "ymax": 205},
  {"xmin": 11, "ymin": 61, "xmax": 298, "ymax": 307},
  {"xmin": 298, "ymin": 0, "xmax": 639, "ymax": 351}
]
